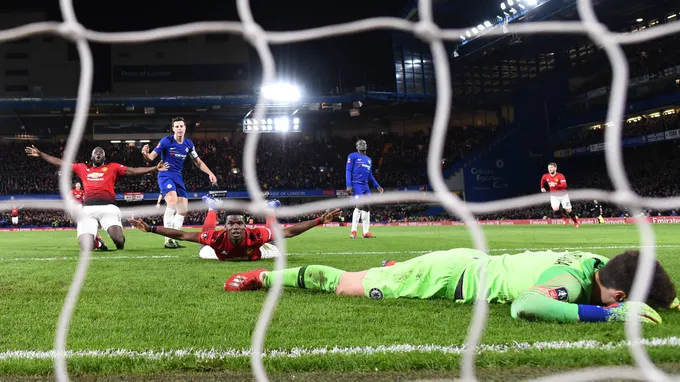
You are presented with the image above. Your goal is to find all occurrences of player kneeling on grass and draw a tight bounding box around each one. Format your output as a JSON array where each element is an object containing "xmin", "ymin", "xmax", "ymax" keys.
[
  {"xmin": 127, "ymin": 198, "xmax": 341, "ymax": 261},
  {"xmin": 225, "ymin": 248, "xmax": 679, "ymax": 324}
]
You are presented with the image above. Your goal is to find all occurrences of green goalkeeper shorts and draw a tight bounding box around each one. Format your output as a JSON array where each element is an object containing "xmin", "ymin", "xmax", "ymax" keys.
[{"xmin": 362, "ymin": 248, "xmax": 485, "ymax": 301}]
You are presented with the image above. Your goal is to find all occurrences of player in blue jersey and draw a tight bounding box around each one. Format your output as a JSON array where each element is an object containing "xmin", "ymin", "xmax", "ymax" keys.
[
  {"xmin": 141, "ymin": 117, "xmax": 218, "ymax": 248},
  {"xmin": 346, "ymin": 139, "xmax": 384, "ymax": 239}
]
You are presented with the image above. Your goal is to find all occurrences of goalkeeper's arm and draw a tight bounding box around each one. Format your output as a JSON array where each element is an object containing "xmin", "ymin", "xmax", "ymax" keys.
[{"xmin": 510, "ymin": 269, "xmax": 662, "ymax": 324}]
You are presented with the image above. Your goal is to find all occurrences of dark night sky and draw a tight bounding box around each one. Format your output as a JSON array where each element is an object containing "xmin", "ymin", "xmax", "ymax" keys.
[{"xmin": 4, "ymin": 0, "xmax": 411, "ymax": 93}]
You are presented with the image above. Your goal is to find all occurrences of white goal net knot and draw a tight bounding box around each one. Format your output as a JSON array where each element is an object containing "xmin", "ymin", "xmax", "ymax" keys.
[{"xmin": 0, "ymin": 0, "xmax": 679, "ymax": 380}]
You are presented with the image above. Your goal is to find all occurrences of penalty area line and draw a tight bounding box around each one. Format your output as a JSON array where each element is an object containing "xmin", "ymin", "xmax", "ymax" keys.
[
  {"xmin": 0, "ymin": 255, "xmax": 179, "ymax": 262},
  {"xmin": 1, "ymin": 337, "xmax": 679, "ymax": 361}
]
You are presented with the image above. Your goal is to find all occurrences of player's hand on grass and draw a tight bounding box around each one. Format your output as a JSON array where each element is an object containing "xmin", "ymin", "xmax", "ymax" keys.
[
  {"xmin": 127, "ymin": 218, "xmax": 151, "ymax": 232},
  {"xmin": 541, "ymin": 188, "xmax": 547, "ymax": 193},
  {"xmin": 319, "ymin": 209, "xmax": 342, "ymax": 224},
  {"xmin": 208, "ymin": 173, "xmax": 218, "ymax": 185},
  {"xmin": 604, "ymin": 302, "xmax": 662, "ymax": 325},
  {"xmin": 346, "ymin": 186, "xmax": 353, "ymax": 195},
  {"xmin": 25, "ymin": 145, "xmax": 41, "ymax": 157},
  {"xmin": 156, "ymin": 162, "xmax": 170, "ymax": 172},
  {"xmin": 377, "ymin": 186, "xmax": 384, "ymax": 194}
]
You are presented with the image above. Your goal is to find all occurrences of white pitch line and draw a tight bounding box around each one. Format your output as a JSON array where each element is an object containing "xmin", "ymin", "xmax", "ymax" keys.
[
  {"xmin": 290, "ymin": 244, "xmax": 680, "ymax": 256},
  {"xmin": 0, "ymin": 255, "xmax": 179, "ymax": 262},
  {"xmin": 1, "ymin": 337, "xmax": 679, "ymax": 361}
]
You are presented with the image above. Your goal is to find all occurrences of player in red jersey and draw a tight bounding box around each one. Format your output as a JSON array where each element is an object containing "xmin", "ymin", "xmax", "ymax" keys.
[
  {"xmin": 10, "ymin": 204, "xmax": 23, "ymax": 226},
  {"xmin": 127, "ymin": 207, "xmax": 341, "ymax": 261},
  {"xmin": 540, "ymin": 162, "xmax": 579, "ymax": 228},
  {"xmin": 25, "ymin": 145, "xmax": 169, "ymax": 251},
  {"xmin": 71, "ymin": 182, "xmax": 84, "ymax": 205}
]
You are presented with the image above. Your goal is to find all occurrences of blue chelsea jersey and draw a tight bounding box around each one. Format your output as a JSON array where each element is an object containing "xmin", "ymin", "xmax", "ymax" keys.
[{"xmin": 153, "ymin": 135, "xmax": 199, "ymax": 174}]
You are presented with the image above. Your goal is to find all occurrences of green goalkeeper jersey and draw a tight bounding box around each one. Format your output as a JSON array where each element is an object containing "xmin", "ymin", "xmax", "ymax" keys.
[{"xmin": 461, "ymin": 250, "xmax": 609, "ymax": 322}]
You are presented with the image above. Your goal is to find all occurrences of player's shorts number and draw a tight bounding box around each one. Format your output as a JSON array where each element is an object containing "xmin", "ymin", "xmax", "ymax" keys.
[
  {"xmin": 76, "ymin": 204, "xmax": 122, "ymax": 237},
  {"xmin": 550, "ymin": 195, "xmax": 571, "ymax": 210}
]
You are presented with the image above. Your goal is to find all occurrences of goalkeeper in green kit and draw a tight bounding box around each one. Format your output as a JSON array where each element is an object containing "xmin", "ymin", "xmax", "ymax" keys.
[{"xmin": 225, "ymin": 248, "xmax": 679, "ymax": 324}]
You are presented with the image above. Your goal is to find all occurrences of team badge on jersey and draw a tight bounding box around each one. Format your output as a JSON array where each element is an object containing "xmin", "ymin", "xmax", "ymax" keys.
[
  {"xmin": 548, "ymin": 287, "xmax": 569, "ymax": 301},
  {"xmin": 202, "ymin": 233, "xmax": 208, "ymax": 239},
  {"xmin": 102, "ymin": 167, "xmax": 108, "ymax": 172},
  {"xmin": 369, "ymin": 288, "xmax": 384, "ymax": 300}
]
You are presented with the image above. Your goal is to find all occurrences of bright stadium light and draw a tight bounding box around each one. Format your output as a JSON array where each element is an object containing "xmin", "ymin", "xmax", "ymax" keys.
[
  {"xmin": 484, "ymin": 20, "xmax": 492, "ymax": 28},
  {"xmin": 526, "ymin": 0, "xmax": 537, "ymax": 5},
  {"xmin": 636, "ymin": 18, "xmax": 643, "ymax": 22},
  {"xmin": 472, "ymin": 27, "xmax": 479, "ymax": 34},
  {"xmin": 261, "ymin": 119, "xmax": 266, "ymax": 125},
  {"xmin": 140, "ymin": 139, "xmax": 150, "ymax": 143},
  {"xmin": 460, "ymin": 35, "xmax": 466, "ymax": 40},
  {"xmin": 500, "ymin": 2, "xmax": 506, "ymax": 10},
  {"xmin": 261, "ymin": 83, "xmax": 301, "ymax": 102},
  {"xmin": 110, "ymin": 140, "xmax": 121, "ymax": 143},
  {"xmin": 507, "ymin": 0, "xmax": 513, "ymax": 5},
  {"xmin": 465, "ymin": 30, "xmax": 472, "ymax": 37},
  {"xmin": 293, "ymin": 125, "xmax": 299, "ymax": 130},
  {"xmin": 267, "ymin": 118, "xmax": 273, "ymax": 125},
  {"xmin": 477, "ymin": 24, "xmax": 485, "ymax": 31},
  {"xmin": 293, "ymin": 117, "xmax": 300, "ymax": 124},
  {"xmin": 519, "ymin": 3, "xmax": 525, "ymax": 9},
  {"xmin": 125, "ymin": 140, "xmax": 135, "ymax": 143}
]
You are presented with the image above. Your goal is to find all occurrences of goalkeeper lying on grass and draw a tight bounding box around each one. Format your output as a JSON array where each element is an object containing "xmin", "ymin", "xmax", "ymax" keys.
[{"xmin": 226, "ymin": 248, "xmax": 679, "ymax": 324}]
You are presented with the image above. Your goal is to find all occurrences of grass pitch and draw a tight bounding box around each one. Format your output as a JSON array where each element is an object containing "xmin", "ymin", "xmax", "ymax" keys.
[{"xmin": 0, "ymin": 224, "xmax": 679, "ymax": 379}]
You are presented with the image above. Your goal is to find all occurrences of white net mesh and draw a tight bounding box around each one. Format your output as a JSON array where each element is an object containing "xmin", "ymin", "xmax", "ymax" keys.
[{"xmin": 0, "ymin": 0, "xmax": 679, "ymax": 380}]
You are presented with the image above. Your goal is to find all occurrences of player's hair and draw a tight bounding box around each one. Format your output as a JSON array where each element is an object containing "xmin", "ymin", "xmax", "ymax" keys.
[
  {"xmin": 547, "ymin": 162, "xmax": 557, "ymax": 167},
  {"xmin": 171, "ymin": 116, "xmax": 185, "ymax": 124},
  {"xmin": 599, "ymin": 250, "xmax": 677, "ymax": 309}
]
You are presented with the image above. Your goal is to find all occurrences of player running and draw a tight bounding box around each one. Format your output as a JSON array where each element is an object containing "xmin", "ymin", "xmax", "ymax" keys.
[
  {"xmin": 71, "ymin": 182, "xmax": 84, "ymax": 205},
  {"xmin": 224, "ymin": 248, "xmax": 679, "ymax": 324},
  {"xmin": 141, "ymin": 116, "xmax": 217, "ymax": 249},
  {"xmin": 25, "ymin": 145, "xmax": 169, "ymax": 251},
  {"xmin": 591, "ymin": 200, "xmax": 605, "ymax": 224},
  {"xmin": 541, "ymin": 162, "xmax": 579, "ymax": 228},
  {"xmin": 127, "ymin": 196, "xmax": 341, "ymax": 261},
  {"xmin": 346, "ymin": 139, "xmax": 384, "ymax": 239}
]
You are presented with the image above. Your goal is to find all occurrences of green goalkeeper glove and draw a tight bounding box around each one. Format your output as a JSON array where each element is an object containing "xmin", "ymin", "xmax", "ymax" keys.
[{"xmin": 578, "ymin": 302, "xmax": 662, "ymax": 324}]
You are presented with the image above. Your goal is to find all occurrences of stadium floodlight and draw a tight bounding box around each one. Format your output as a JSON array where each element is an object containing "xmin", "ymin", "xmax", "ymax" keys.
[
  {"xmin": 267, "ymin": 118, "xmax": 273, "ymax": 125},
  {"xmin": 460, "ymin": 35, "xmax": 466, "ymax": 40},
  {"xmin": 261, "ymin": 83, "xmax": 301, "ymax": 102},
  {"xmin": 497, "ymin": 15, "xmax": 504, "ymax": 22},
  {"xmin": 140, "ymin": 140, "xmax": 150, "ymax": 143},
  {"xmin": 261, "ymin": 119, "xmax": 266, "ymax": 125},
  {"xmin": 293, "ymin": 125, "xmax": 299, "ymax": 131},
  {"xmin": 510, "ymin": 7, "xmax": 517, "ymax": 14},
  {"xmin": 636, "ymin": 18, "xmax": 643, "ymax": 22},
  {"xmin": 472, "ymin": 27, "xmax": 479, "ymax": 34},
  {"xmin": 500, "ymin": 2, "xmax": 506, "ymax": 10},
  {"xmin": 110, "ymin": 140, "xmax": 121, "ymax": 143},
  {"xmin": 507, "ymin": 0, "xmax": 513, "ymax": 5},
  {"xmin": 668, "ymin": 14, "xmax": 676, "ymax": 19},
  {"xmin": 478, "ymin": 24, "xmax": 485, "ymax": 31},
  {"xmin": 465, "ymin": 30, "xmax": 472, "ymax": 37},
  {"xmin": 484, "ymin": 20, "xmax": 493, "ymax": 28},
  {"xmin": 519, "ymin": 3, "xmax": 525, "ymax": 9},
  {"xmin": 125, "ymin": 140, "xmax": 135, "ymax": 143},
  {"xmin": 293, "ymin": 117, "xmax": 300, "ymax": 124},
  {"xmin": 526, "ymin": 0, "xmax": 537, "ymax": 5}
]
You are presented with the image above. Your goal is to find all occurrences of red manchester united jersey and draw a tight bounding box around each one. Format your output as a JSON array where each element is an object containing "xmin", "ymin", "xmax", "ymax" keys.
[
  {"xmin": 72, "ymin": 162, "xmax": 127, "ymax": 205},
  {"xmin": 541, "ymin": 172, "xmax": 567, "ymax": 193},
  {"xmin": 11, "ymin": 208, "xmax": 18, "ymax": 217},
  {"xmin": 71, "ymin": 189, "xmax": 84, "ymax": 204},
  {"xmin": 198, "ymin": 227, "xmax": 274, "ymax": 261}
]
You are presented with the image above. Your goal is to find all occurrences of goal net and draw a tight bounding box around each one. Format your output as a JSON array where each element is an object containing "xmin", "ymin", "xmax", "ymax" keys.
[{"xmin": 0, "ymin": 0, "xmax": 679, "ymax": 381}]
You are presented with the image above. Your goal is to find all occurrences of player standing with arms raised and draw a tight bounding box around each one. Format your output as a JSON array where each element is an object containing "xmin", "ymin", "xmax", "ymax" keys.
[
  {"xmin": 346, "ymin": 139, "xmax": 383, "ymax": 239},
  {"xmin": 541, "ymin": 162, "xmax": 579, "ymax": 228},
  {"xmin": 141, "ymin": 117, "xmax": 217, "ymax": 249},
  {"xmin": 10, "ymin": 204, "xmax": 22, "ymax": 226},
  {"xmin": 26, "ymin": 145, "xmax": 168, "ymax": 251}
]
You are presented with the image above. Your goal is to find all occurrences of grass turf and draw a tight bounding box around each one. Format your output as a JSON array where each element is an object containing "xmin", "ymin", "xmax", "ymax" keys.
[{"xmin": 0, "ymin": 224, "xmax": 679, "ymax": 378}]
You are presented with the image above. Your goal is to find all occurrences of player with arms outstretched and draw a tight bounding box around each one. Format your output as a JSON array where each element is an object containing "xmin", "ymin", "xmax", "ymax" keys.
[
  {"xmin": 128, "ymin": 197, "xmax": 341, "ymax": 261},
  {"xmin": 225, "ymin": 248, "xmax": 679, "ymax": 324},
  {"xmin": 26, "ymin": 145, "xmax": 168, "ymax": 251},
  {"xmin": 141, "ymin": 116, "xmax": 217, "ymax": 249},
  {"xmin": 346, "ymin": 139, "xmax": 383, "ymax": 239},
  {"xmin": 541, "ymin": 162, "xmax": 579, "ymax": 228}
]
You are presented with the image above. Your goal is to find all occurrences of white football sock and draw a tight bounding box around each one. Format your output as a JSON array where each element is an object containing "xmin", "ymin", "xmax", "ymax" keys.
[
  {"xmin": 173, "ymin": 213, "xmax": 185, "ymax": 231},
  {"xmin": 163, "ymin": 207, "xmax": 175, "ymax": 242},
  {"xmin": 351, "ymin": 208, "xmax": 361, "ymax": 232},
  {"xmin": 362, "ymin": 211, "xmax": 370, "ymax": 234}
]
